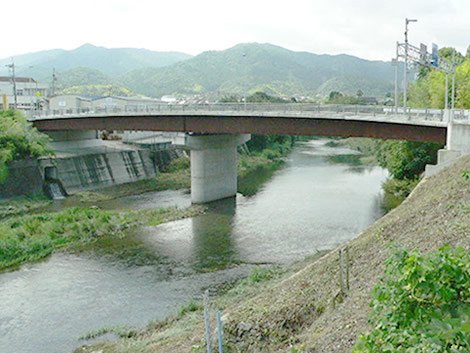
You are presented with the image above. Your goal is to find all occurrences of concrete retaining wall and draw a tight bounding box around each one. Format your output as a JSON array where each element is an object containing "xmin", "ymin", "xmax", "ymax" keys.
[
  {"xmin": 0, "ymin": 160, "xmax": 44, "ymax": 198},
  {"xmin": 55, "ymin": 149, "xmax": 181, "ymax": 194},
  {"xmin": 0, "ymin": 149, "xmax": 183, "ymax": 198}
]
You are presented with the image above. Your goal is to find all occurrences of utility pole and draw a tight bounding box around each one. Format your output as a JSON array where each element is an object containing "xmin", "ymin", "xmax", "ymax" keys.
[
  {"xmin": 451, "ymin": 49, "xmax": 456, "ymax": 109},
  {"xmin": 394, "ymin": 41, "xmax": 399, "ymax": 112},
  {"xmin": 403, "ymin": 18, "xmax": 417, "ymax": 110},
  {"xmin": 5, "ymin": 60, "xmax": 17, "ymax": 109},
  {"xmin": 51, "ymin": 68, "xmax": 57, "ymax": 97}
]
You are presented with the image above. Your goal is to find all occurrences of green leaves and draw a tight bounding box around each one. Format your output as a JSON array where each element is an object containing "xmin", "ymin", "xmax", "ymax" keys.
[
  {"xmin": 408, "ymin": 53, "xmax": 470, "ymax": 109},
  {"xmin": 354, "ymin": 245, "xmax": 470, "ymax": 353},
  {"xmin": 376, "ymin": 140, "xmax": 442, "ymax": 180},
  {"xmin": 0, "ymin": 109, "xmax": 52, "ymax": 182}
]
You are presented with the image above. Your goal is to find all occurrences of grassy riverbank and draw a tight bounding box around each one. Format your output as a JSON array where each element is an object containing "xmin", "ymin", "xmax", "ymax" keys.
[
  {"xmin": 0, "ymin": 194, "xmax": 52, "ymax": 220},
  {"xmin": 0, "ymin": 205, "xmax": 205, "ymax": 272},
  {"xmin": 78, "ymin": 152, "xmax": 470, "ymax": 353}
]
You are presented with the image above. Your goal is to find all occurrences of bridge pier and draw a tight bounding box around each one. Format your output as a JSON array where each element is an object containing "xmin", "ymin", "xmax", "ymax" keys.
[{"xmin": 185, "ymin": 134, "xmax": 251, "ymax": 203}]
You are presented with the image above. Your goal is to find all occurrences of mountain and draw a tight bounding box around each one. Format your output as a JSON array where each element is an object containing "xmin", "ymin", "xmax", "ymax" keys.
[
  {"xmin": 0, "ymin": 44, "xmax": 192, "ymax": 78},
  {"xmin": 119, "ymin": 43, "xmax": 395, "ymax": 97},
  {"xmin": 1, "ymin": 43, "xmax": 397, "ymax": 98}
]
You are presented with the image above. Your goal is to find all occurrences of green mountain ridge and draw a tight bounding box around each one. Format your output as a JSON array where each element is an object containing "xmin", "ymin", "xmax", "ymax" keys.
[
  {"xmin": 119, "ymin": 43, "xmax": 395, "ymax": 97},
  {"xmin": 0, "ymin": 44, "xmax": 192, "ymax": 78},
  {"xmin": 1, "ymin": 43, "xmax": 396, "ymax": 98}
]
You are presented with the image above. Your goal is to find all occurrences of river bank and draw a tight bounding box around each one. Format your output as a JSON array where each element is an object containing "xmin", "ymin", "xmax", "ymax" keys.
[
  {"xmin": 0, "ymin": 144, "xmax": 290, "ymax": 271},
  {"xmin": 1, "ymin": 139, "xmax": 389, "ymax": 353},
  {"xmin": 77, "ymin": 153, "xmax": 470, "ymax": 352},
  {"xmin": 0, "ymin": 205, "xmax": 205, "ymax": 272}
]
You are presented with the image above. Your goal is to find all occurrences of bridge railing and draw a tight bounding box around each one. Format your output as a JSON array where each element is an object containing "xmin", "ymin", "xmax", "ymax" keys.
[
  {"xmin": 451, "ymin": 109, "xmax": 470, "ymax": 123},
  {"xmin": 29, "ymin": 103, "xmax": 450, "ymax": 122}
]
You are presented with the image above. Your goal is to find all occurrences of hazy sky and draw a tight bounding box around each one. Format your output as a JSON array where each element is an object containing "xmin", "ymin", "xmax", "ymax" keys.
[{"xmin": 2, "ymin": 0, "xmax": 468, "ymax": 61}]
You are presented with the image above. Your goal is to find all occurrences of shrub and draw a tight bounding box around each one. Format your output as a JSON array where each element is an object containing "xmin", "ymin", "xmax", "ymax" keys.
[{"xmin": 354, "ymin": 245, "xmax": 470, "ymax": 353}]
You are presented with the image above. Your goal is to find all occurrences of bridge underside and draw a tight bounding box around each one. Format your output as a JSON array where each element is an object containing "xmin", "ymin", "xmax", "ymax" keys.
[
  {"xmin": 33, "ymin": 114, "xmax": 447, "ymax": 144},
  {"xmin": 33, "ymin": 115, "xmax": 448, "ymax": 203}
]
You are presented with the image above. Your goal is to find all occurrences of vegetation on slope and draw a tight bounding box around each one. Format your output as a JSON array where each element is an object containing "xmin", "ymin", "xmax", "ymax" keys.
[
  {"xmin": 0, "ymin": 43, "xmax": 192, "ymax": 78},
  {"xmin": 354, "ymin": 245, "xmax": 470, "ymax": 352},
  {"xmin": 0, "ymin": 109, "xmax": 52, "ymax": 182},
  {"xmin": 119, "ymin": 43, "xmax": 395, "ymax": 97},
  {"xmin": 77, "ymin": 148, "xmax": 470, "ymax": 353}
]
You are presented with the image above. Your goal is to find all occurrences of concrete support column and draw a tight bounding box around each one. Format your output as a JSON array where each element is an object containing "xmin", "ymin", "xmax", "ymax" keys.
[{"xmin": 185, "ymin": 134, "xmax": 250, "ymax": 203}]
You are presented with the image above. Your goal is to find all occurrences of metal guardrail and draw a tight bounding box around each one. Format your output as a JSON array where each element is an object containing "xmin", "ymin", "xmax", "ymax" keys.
[{"xmin": 28, "ymin": 103, "xmax": 469, "ymax": 124}]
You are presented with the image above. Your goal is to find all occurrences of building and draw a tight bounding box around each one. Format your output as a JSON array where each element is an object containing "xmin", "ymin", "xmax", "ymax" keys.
[
  {"xmin": 92, "ymin": 96, "xmax": 163, "ymax": 111},
  {"xmin": 0, "ymin": 76, "xmax": 49, "ymax": 110},
  {"xmin": 48, "ymin": 95, "xmax": 92, "ymax": 113},
  {"xmin": 47, "ymin": 94, "xmax": 164, "ymax": 112}
]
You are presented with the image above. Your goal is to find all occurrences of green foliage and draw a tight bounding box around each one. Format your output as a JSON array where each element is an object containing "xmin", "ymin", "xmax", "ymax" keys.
[
  {"xmin": 119, "ymin": 43, "xmax": 395, "ymax": 97},
  {"xmin": 79, "ymin": 325, "xmax": 137, "ymax": 340},
  {"xmin": 55, "ymin": 67, "xmax": 113, "ymax": 91},
  {"xmin": 381, "ymin": 177, "xmax": 420, "ymax": 213},
  {"xmin": 246, "ymin": 91, "xmax": 285, "ymax": 103},
  {"xmin": 327, "ymin": 91, "xmax": 360, "ymax": 104},
  {"xmin": 241, "ymin": 267, "xmax": 279, "ymax": 286},
  {"xmin": 354, "ymin": 245, "xmax": 470, "ymax": 353},
  {"xmin": 376, "ymin": 140, "xmax": 442, "ymax": 180},
  {"xmin": 0, "ymin": 195, "xmax": 51, "ymax": 220},
  {"xmin": 408, "ymin": 50, "xmax": 470, "ymax": 109},
  {"xmin": 163, "ymin": 156, "xmax": 190, "ymax": 172},
  {"xmin": 60, "ymin": 84, "xmax": 134, "ymax": 97},
  {"xmin": 0, "ymin": 110, "xmax": 52, "ymax": 181},
  {"xmin": 247, "ymin": 134, "xmax": 294, "ymax": 153},
  {"xmin": 176, "ymin": 300, "xmax": 202, "ymax": 318}
]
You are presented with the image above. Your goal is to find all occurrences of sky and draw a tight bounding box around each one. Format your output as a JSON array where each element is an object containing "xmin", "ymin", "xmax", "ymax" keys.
[{"xmin": 2, "ymin": 0, "xmax": 468, "ymax": 62}]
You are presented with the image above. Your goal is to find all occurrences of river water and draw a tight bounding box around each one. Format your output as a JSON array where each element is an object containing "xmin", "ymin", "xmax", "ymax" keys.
[{"xmin": 0, "ymin": 139, "xmax": 388, "ymax": 353}]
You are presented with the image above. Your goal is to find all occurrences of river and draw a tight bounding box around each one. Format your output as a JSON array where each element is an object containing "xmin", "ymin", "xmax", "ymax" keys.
[{"xmin": 0, "ymin": 139, "xmax": 388, "ymax": 353}]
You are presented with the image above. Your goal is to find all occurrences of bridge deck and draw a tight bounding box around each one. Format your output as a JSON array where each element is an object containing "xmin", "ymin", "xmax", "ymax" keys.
[{"xmin": 29, "ymin": 103, "xmax": 468, "ymax": 144}]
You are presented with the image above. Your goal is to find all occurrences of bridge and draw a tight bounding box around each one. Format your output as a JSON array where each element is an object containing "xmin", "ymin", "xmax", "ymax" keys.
[{"xmin": 30, "ymin": 103, "xmax": 470, "ymax": 203}]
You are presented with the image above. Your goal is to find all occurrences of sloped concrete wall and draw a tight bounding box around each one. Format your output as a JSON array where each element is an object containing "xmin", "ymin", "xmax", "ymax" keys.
[{"xmin": 55, "ymin": 149, "xmax": 181, "ymax": 194}]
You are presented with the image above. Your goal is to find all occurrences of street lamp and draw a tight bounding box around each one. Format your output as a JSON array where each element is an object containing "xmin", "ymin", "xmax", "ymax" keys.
[{"xmin": 404, "ymin": 18, "xmax": 417, "ymax": 110}]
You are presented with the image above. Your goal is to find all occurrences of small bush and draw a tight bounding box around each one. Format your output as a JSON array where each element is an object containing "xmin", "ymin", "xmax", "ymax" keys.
[{"xmin": 353, "ymin": 245, "xmax": 470, "ymax": 353}]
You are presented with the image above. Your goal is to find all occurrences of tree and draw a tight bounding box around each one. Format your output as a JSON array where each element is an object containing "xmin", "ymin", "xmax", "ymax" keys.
[
  {"xmin": 376, "ymin": 141, "xmax": 442, "ymax": 180},
  {"xmin": 328, "ymin": 91, "xmax": 343, "ymax": 101},
  {"xmin": 408, "ymin": 48, "xmax": 470, "ymax": 109},
  {"xmin": 0, "ymin": 110, "xmax": 52, "ymax": 182}
]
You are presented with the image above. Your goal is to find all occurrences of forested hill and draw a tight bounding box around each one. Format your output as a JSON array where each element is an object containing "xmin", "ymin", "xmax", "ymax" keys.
[
  {"xmin": 0, "ymin": 43, "xmax": 396, "ymax": 98},
  {"xmin": 120, "ymin": 43, "xmax": 395, "ymax": 97},
  {"xmin": 0, "ymin": 44, "xmax": 192, "ymax": 77}
]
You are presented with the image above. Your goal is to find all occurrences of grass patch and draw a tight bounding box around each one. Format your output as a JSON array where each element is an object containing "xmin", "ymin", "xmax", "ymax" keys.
[
  {"xmin": 0, "ymin": 194, "xmax": 51, "ymax": 220},
  {"xmin": 0, "ymin": 205, "xmax": 205, "ymax": 271}
]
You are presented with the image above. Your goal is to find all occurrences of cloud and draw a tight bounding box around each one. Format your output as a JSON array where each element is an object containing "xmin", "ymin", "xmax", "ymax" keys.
[{"xmin": 1, "ymin": 0, "xmax": 468, "ymax": 61}]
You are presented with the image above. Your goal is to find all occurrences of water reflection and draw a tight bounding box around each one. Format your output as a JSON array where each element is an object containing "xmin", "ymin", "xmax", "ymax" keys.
[
  {"xmin": 191, "ymin": 197, "xmax": 238, "ymax": 271},
  {"xmin": 0, "ymin": 138, "xmax": 390, "ymax": 353}
]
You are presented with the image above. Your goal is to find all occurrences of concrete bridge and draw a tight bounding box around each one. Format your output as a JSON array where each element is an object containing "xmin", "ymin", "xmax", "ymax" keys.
[{"xmin": 30, "ymin": 103, "xmax": 470, "ymax": 203}]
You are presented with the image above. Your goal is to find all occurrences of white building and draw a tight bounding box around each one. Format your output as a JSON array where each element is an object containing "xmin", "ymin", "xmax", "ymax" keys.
[
  {"xmin": 48, "ymin": 95, "xmax": 92, "ymax": 113},
  {"xmin": 0, "ymin": 76, "xmax": 49, "ymax": 110}
]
